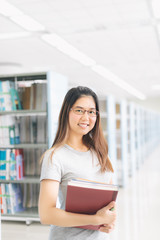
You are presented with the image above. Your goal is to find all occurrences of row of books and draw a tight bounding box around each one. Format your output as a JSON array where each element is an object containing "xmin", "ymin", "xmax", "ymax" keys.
[
  {"xmin": 19, "ymin": 83, "xmax": 47, "ymax": 110},
  {"xmin": 0, "ymin": 80, "xmax": 22, "ymax": 111},
  {"xmin": 0, "ymin": 183, "xmax": 39, "ymax": 214},
  {"xmin": 0, "ymin": 183, "xmax": 24, "ymax": 214},
  {"xmin": 0, "ymin": 80, "xmax": 47, "ymax": 111},
  {"xmin": 20, "ymin": 116, "xmax": 47, "ymax": 144},
  {"xmin": 0, "ymin": 115, "xmax": 47, "ymax": 145},
  {"xmin": 0, "ymin": 115, "xmax": 20, "ymax": 145},
  {"xmin": 23, "ymin": 183, "xmax": 39, "ymax": 209},
  {"xmin": 0, "ymin": 149, "xmax": 24, "ymax": 180},
  {"xmin": 0, "ymin": 148, "xmax": 44, "ymax": 179},
  {"xmin": 23, "ymin": 148, "xmax": 44, "ymax": 176}
]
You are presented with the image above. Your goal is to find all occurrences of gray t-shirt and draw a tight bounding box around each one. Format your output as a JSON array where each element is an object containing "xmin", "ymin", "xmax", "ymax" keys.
[{"xmin": 40, "ymin": 144, "xmax": 113, "ymax": 240}]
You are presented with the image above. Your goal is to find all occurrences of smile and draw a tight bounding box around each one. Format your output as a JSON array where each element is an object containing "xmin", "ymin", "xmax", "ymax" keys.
[{"xmin": 78, "ymin": 123, "xmax": 89, "ymax": 128}]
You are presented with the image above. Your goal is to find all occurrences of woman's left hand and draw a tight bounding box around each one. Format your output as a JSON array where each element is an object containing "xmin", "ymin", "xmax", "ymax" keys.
[{"xmin": 99, "ymin": 222, "xmax": 115, "ymax": 233}]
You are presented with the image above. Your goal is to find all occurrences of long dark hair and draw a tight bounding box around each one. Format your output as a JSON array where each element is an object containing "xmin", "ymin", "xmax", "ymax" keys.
[{"xmin": 50, "ymin": 86, "xmax": 113, "ymax": 172}]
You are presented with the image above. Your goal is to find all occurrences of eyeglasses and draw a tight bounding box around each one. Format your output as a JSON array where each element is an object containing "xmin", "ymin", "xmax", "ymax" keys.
[{"xmin": 70, "ymin": 107, "xmax": 99, "ymax": 117}]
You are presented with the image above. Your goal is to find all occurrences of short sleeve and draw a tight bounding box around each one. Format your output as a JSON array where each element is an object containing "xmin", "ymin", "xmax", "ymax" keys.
[{"xmin": 40, "ymin": 150, "xmax": 62, "ymax": 182}]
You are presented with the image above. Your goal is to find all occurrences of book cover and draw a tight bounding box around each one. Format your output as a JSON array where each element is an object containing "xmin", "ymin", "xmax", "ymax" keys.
[
  {"xmin": 10, "ymin": 88, "xmax": 22, "ymax": 110},
  {"xmin": 65, "ymin": 178, "xmax": 118, "ymax": 231},
  {"xmin": 10, "ymin": 183, "xmax": 24, "ymax": 213},
  {"xmin": 0, "ymin": 184, "xmax": 3, "ymax": 214},
  {"xmin": 0, "ymin": 150, "xmax": 7, "ymax": 180},
  {"xmin": 1, "ymin": 183, "xmax": 7, "ymax": 214},
  {"xmin": 5, "ymin": 184, "xmax": 12, "ymax": 214},
  {"xmin": 21, "ymin": 87, "xmax": 31, "ymax": 110},
  {"xmin": 10, "ymin": 149, "xmax": 16, "ymax": 180},
  {"xmin": 15, "ymin": 149, "xmax": 24, "ymax": 180}
]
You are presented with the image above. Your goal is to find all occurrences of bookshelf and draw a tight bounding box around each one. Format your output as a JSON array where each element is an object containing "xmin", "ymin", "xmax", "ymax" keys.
[
  {"xmin": 99, "ymin": 96, "xmax": 118, "ymax": 185},
  {"xmin": 128, "ymin": 102, "xmax": 136, "ymax": 177},
  {"xmin": 99, "ymin": 96, "xmax": 160, "ymax": 188},
  {"xmin": 115, "ymin": 100, "xmax": 128, "ymax": 187},
  {"xmin": 99, "ymin": 98, "xmax": 108, "ymax": 139},
  {"xmin": 0, "ymin": 71, "xmax": 68, "ymax": 225}
]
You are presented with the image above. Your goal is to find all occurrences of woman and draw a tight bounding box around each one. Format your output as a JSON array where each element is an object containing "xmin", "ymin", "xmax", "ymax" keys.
[{"xmin": 38, "ymin": 86, "xmax": 116, "ymax": 240}]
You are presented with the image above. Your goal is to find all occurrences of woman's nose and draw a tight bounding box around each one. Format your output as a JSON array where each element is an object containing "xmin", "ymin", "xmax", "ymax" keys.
[{"xmin": 81, "ymin": 111, "xmax": 89, "ymax": 119}]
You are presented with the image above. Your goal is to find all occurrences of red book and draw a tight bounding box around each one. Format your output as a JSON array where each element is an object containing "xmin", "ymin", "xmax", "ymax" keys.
[
  {"xmin": 65, "ymin": 178, "xmax": 118, "ymax": 231},
  {"xmin": 15, "ymin": 149, "xmax": 24, "ymax": 180}
]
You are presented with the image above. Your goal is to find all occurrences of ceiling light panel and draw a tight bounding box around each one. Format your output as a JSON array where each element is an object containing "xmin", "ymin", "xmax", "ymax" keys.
[
  {"xmin": 0, "ymin": 0, "xmax": 23, "ymax": 16},
  {"xmin": 10, "ymin": 14, "xmax": 45, "ymax": 31},
  {"xmin": 64, "ymin": 29, "xmax": 139, "ymax": 66},
  {"xmin": 41, "ymin": 33, "xmax": 96, "ymax": 66},
  {"xmin": 91, "ymin": 64, "xmax": 146, "ymax": 100}
]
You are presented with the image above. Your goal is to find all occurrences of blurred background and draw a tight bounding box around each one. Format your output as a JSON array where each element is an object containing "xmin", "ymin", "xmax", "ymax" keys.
[{"xmin": 0, "ymin": 0, "xmax": 160, "ymax": 240}]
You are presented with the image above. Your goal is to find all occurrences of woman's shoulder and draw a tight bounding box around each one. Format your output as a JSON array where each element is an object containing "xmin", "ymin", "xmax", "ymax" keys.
[{"xmin": 43, "ymin": 144, "xmax": 68, "ymax": 160}]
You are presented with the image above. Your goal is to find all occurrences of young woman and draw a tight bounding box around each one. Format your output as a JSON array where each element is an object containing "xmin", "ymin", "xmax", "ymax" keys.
[{"xmin": 38, "ymin": 86, "xmax": 116, "ymax": 240}]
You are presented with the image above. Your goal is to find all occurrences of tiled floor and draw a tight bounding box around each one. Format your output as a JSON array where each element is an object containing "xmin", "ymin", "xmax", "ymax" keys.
[{"xmin": 1, "ymin": 144, "xmax": 160, "ymax": 240}]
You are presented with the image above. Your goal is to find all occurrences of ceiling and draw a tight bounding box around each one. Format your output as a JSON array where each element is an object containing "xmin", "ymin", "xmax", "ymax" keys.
[{"xmin": 0, "ymin": 0, "xmax": 160, "ymax": 103}]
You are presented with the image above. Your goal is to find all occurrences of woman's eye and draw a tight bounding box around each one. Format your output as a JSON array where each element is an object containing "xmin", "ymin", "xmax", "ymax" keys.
[
  {"xmin": 89, "ymin": 111, "xmax": 95, "ymax": 114},
  {"xmin": 76, "ymin": 109, "xmax": 83, "ymax": 113}
]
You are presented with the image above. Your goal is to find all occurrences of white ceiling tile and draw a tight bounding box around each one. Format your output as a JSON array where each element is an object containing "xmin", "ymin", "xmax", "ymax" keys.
[
  {"xmin": 128, "ymin": 26, "xmax": 160, "ymax": 62},
  {"xmin": 151, "ymin": 0, "xmax": 160, "ymax": 19},
  {"xmin": 114, "ymin": 1, "xmax": 150, "ymax": 22}
]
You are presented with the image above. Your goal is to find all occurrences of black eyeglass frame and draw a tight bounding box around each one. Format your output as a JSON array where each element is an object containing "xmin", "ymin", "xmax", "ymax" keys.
[{"xmin": 70, "ymin": 107, "xmax": 99, "ymax": 117}]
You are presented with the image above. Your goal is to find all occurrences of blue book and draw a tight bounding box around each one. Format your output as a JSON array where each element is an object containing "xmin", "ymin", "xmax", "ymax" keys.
[
  {"xmin": 0, "ymin": 81, "xmax": 2, "ymax": 92},
  {"xmin": 5, "ymin": 184, "xmax": 12, "ymax": 214},
  {"xmin": 9, "ymin": 126, "xmax": 15, "ymax": 144},
  {"xmin": 0, "ymin": 150, "xmax": 7, "ymax": 180},
  {"xmin": 11, "ymin": 184, "xmax": 24, "ymax": 212},
  {"xmin": 10, "ymin": 88, "xmax": 22, "ymax": 110},
  {"xmin": 10, "ymin": 150, "xmax": 16, "ymax": 180}
]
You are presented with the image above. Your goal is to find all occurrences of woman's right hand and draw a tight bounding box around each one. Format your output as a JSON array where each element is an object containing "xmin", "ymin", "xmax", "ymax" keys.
[{"xmin": 95, "ymin": 201, "xmax": 117, "ymax": 225}]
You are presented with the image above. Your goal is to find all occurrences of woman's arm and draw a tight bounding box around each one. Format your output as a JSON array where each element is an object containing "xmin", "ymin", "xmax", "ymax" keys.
[{"xmin": 38, "ymin": 179, "xmax": 116, "ymax": 227}]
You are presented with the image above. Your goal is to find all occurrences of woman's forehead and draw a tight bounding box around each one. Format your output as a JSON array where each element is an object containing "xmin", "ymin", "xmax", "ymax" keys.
[{"xmin": 73, "ymin": 96, "xmax": 96, "ymax": 108}]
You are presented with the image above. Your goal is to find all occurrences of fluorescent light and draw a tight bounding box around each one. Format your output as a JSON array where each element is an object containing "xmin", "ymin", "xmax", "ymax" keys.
[
  {"xmin": 10, "ymin": 15, "xmax": 45, "ymax": 31},
  {"xmin": 0, "ymin": 1, "xmax": 45, "ymax": 31},
  {"xmin": 41, "ymin": 34, "xmax": 146, "ymax": 100},
  {"xmin": 152, "ymin": 84, "xmax": 160, "ymax": 90},
  {"xmin": 41, "ymin": 33, "xmax": 96, "ymax": 66},
  {"xmin": 0, "ymin": 32, "xmax": 31, "ymax": 40},
  {"xmin": 92, "ymin": 65, "xmax": 146, "ymax": 100},
  {"xmin": 0, "ymin": 0, "xmax": 23, "ymax": 17}
]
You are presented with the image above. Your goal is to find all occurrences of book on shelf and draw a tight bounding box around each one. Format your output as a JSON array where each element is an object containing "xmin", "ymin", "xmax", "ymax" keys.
[
  {"xmin": 0, "ymin": 183, "xmax": 24, "ymax": 214},
  {"xmin": 22, "ymin": 183, "xmax": 39, "ymax": 209},
  {"xmin": 65, "ymin": 178, "xmax": 118, "ymax": 231},
  {"xmin": 0, "ymin": 115, "xmax": 20, "ymax": 145},
  {"xmin": 0, "ymin": 149, "xmax": 24, "ymax": 180},
  {"xmin": 0, "ymin": 80, "xmax": 15, "ymax": 111},
  {"xmin": 0, "ymin": 184, "xmax": 3, "ymax": 213},
  {"xmin": 0, "ymin": 80, "xmax": 22, "ymax": 111},
  {"xmin": 0, "ymin": 183, "xmax": 7, "ymax": 214},
  {"xmin": 19, "ymin": 83, "xmax": 47, "ymax": 110},
  {"xmin": 10, "ymin": 88, "xmax": 22, "ymax": 110}
]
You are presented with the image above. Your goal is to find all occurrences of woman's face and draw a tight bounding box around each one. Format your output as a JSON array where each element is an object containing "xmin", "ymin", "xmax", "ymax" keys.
[{"xmin": 68, "ymin": 96, "xmax": 97, "ymax": 137}]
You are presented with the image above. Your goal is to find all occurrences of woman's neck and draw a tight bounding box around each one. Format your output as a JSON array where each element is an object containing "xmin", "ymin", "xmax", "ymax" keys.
[{"xmin": 66, "ymin": 137, "xmax": 89, "ymax": 152}]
